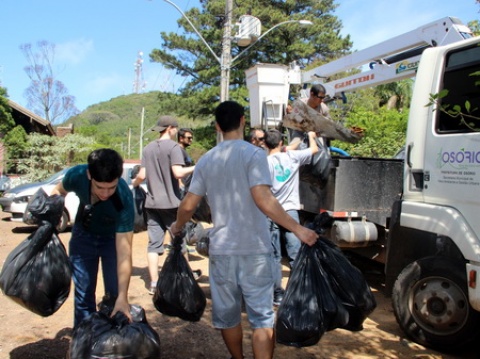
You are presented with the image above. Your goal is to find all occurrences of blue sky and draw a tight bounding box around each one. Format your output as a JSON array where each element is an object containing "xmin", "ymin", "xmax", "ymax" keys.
[{"xmin": 0, "ymin": 0, "xmax": 478, "ymax": 115}]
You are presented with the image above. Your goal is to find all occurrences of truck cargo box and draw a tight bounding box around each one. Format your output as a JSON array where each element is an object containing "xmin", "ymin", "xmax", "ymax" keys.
[{"xmin": 300, "ymin": 157, "xmax": 403, "ymax": 227}]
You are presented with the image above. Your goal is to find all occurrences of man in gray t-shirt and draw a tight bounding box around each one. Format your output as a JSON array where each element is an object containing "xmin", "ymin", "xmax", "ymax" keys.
[
  {"xmin": 171, "ymin": 101, "xmax": 318, "ymax": 359},
  {"xmin": 132, "ymin": 115, "xmax": 195, "ymax": 294}
]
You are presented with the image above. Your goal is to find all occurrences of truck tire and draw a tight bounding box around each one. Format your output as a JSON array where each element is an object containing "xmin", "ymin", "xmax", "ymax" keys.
[
  {"xmin": 56, "ymin": 210, "xmax": 69, "ymax": 233},
  {"xmin": 392, "ymin": 257, "xmax": 480, "ymax": 350}
]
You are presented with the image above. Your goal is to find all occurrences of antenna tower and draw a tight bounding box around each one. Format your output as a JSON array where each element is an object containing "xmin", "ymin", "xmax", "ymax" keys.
[{"xmin": 133, "ymin": 51, "xmax": 146, "ymax": 93}]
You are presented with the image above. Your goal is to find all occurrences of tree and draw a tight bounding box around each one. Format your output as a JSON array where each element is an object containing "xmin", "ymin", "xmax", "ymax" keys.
[
  {"xmin": 374, "ymin": 79, "xmax": 413, "ymax": 111},
  {"xmin": 17, "ymin": 133, "xmax": 94, "ymax": 181},
  {"xmin": 20, "ymin": 41, "xmax": 79, "ymax": 124},
  {"xmin": 150, "ymin": 0, "xmax": 352, "ymax": 116},
  {"xmin": 0, "ymin": 87, "xmax": 29, "ymax": 173},
  {"xmin": 0, "ymin": 87, "xmax": 16, "ymax": 137}
]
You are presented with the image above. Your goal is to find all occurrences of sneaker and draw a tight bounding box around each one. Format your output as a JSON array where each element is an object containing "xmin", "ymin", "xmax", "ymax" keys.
[
  {"xmin": 192, "ymin": 269, "xmax": 202, "ymax": 281},
  {"xmin": 273, "ymin": 293, "xmax": 284, "ymax": 307},
  {"xmin": 148, "ymin": 286, "xmax": 156, "ymax": 295}
]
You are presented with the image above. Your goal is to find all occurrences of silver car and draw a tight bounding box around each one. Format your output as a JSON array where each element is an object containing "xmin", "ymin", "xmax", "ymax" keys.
[{"xmin": 0, "ymin": 162, "xmax": 144, "ymax": 232}]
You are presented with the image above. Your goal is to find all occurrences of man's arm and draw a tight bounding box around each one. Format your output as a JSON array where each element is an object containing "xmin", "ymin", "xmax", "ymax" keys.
[
  {"xmin": 251, "ymin": 185, "xmax": 317, "ymax": 246},
  {"xmin": 171, "ymin": 164, "xmax": 195, "ymax": 179},
  {"xmin": 131, "ymin": 167, "xmax": 146, "ymax": 188},
  {"xmin": 50, "ymin": 181, "xmax": 68, "ymax": 196},
  {"xmin": 307, "ymin": 131, "xmax": 319, "ymax": 155},
  {"xmin": 111, "ymin": 231, "xmax": 134, "ymax": 321},
  {"xmin": 170, "ymin": 191, "xmax": 203, "ymax": 235}
]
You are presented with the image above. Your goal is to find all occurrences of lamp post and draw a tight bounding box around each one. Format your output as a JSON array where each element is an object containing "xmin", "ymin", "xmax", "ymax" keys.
[{"xmin": 161, "ymin": 0, "xmax": 312, "ymax": 101}]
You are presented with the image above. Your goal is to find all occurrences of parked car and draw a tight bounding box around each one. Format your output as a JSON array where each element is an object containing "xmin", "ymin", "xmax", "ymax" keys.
[
  {"xmin": 0, "ymin": 162, "xmax": 145, "ymax": 232},
  {"xmin": 0, "ymin": 175, "xmax": 12, "ymax": 193}
]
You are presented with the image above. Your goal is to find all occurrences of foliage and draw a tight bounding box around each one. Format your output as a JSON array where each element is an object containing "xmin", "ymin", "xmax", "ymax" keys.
[
  {"xmin": 427, "ymin": 87, "xmax": 480, "ymax": 132},
  {"xmin": 65, "ymin": 91, "xmax": 214, "ymax": 160},
  {"xmin": 468, "ymin": 19, "xmax": 480, "ymax": 36},
  {"xmin": 374, "ymin": 79, "xmax": 413, "ymax": 111},
  {"xmin": 150, "ymin": 0, "xmax": 352, "ymax": 114},
  {"xmin": 16, "ymin": 133, "xmax": 95, "ymax": 181},
  {"xmin": 20, "ymin": 40, "xmax": 79, "ymax": 124},
  {"xmin": 331, "ymin": 106, "xmax": 408, "ymax": 158},
  {"xmin": 0, "ymin": 87, "xmax": 16, "ymax": 137},
  {"xmin": 3, "ymin": 125, "xmax": 28, "ymax": 173}
]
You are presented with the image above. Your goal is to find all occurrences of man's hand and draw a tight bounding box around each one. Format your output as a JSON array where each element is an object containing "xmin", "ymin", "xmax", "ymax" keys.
[
  {"xmin": 170, "ymin": 221, "xmax": 183, "ymax": 237},
  {"xmin": 111, "ymin": 296, "xmax": 132, "ymax": 322},
  {"xmin": 294, "ymin": 225, "xmax": 318, "ymax": 246}
]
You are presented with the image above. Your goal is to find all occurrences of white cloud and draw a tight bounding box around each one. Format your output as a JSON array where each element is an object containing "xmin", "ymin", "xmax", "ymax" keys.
[{"xmin": 56, "ymin": 38, "xmax": 94, "ymax": 65}]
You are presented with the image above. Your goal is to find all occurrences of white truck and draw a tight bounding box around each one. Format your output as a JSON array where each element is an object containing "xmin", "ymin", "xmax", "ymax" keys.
[{"xmin": 246, "ymin": 16, "xmax": 479, "ymax": 349}]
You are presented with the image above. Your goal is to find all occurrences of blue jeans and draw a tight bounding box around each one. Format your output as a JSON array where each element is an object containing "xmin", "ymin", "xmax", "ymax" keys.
[
  {"xmin": 270, "ymin": 210, "xmax": 301, "ymax": 295},
  {"xmin": 69, "ymin": 224, "xmax": 117, "ymax": 327}
]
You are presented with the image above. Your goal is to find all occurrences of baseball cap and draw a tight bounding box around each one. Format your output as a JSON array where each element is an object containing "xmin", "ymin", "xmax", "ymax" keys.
[{"xmin": 152, "ymin": 115, "xmax": 179, "ymax": 132}]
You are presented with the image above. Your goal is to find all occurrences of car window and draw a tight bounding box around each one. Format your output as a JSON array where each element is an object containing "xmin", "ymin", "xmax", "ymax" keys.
[{"xmin": 44, "ymin": 168, "xmax": 69, "ymax": 184}]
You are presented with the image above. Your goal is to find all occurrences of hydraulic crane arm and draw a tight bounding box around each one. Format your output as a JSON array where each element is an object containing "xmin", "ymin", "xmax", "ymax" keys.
[{"xmin": 300, "ymin": 16, "xmax": 473, "ymax": 97}]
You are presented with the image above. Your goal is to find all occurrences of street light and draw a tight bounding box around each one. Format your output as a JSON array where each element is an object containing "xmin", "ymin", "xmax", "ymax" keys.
[
  {"xmin": 160, "ymin": 0, "xmax": 312, "ymax": 101},
  {"xmin": 230, "ymin": 20, "xmax": 313, "ymax": 67}
]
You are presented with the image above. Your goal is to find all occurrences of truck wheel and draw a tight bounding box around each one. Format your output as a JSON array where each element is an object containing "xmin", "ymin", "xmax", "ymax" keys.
[
  {"xmin": 392, "ymin": 257, "xmax": 480, "ymax": 350},
  {"xmin": 56, "ymin": 210, "xmax": 69, "ymax": 233}
]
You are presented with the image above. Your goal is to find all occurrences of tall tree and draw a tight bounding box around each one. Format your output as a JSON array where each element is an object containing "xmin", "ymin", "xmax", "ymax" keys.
[
  {"xmin": 0, "ymin": 87, "xmax": 15, "ymax": 136},
  {"xmin": 20, "ymin": 40, "xmax": 79, "ymax": 124},
  {"xmin": 150, "ymin": 0, "xmax": 352, "ymax": 116}
]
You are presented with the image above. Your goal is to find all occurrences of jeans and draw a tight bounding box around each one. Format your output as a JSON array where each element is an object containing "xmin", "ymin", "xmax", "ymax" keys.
[
  {"xmin": 270, "ymin": 210, "xmax": 301, "ymax": 295},
  {"xmin": 69, "ymin": 224, "xmax": 117, "ymax": 327}
]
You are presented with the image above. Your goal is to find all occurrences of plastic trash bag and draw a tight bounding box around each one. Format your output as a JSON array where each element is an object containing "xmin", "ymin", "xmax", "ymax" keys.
[
  {"xmin": 132, "ymin": 186, "xmax": 147, "ymax": 233},
  {"xmin": 195, "ymin": 227, "xmax": 211, "ymax": 257},
  {"xmin": 315, "ymin": 236, "xmax": 376, "ymax": 331},
  {"xmin": 299, "ymin": 135, "xmax": 332, "ymax": 187},
  {"xmin": 153, "ymin": 234, "xmax": 206, "ymax": 321},
  {"xmin": 0, "ymin": 188, "xmax": 71, "ymax": 316},
  {"xmin": 69, "ymin": 295, "xmax": 160, "ymax": 359},
  {"xmin": 276, "ymin": 241, "xmax": 349, "ymax": 347}
]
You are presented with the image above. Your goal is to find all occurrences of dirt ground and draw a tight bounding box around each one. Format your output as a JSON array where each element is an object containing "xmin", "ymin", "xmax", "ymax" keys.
[{"xmin": 0, "ymin": 211, "xmax": 477, "ymax": 359}]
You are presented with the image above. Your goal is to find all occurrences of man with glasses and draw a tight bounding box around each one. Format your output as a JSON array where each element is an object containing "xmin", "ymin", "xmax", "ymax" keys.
[
  {"xmin": 51, "ymin": 148, "xmax": 135, "ymax": 328},
  {"xmin": 177, "ymin": 128, "xmax": 194, "ymax": 195},
  {"xmin": 247, "ymin": 128, "xmax": 266, "ymax": 149},
  {"xmin": 288, "ymin": 84, "xmax": 331, "ymax": 148}
]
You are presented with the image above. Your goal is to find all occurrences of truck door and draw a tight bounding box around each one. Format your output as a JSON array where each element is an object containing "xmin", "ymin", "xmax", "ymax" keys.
[{"xmin": 419, "ymin": 40, "xmax": 480, "ymax": 246}]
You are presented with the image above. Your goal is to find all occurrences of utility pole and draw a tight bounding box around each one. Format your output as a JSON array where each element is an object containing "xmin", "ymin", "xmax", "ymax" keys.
[
  {"xmin": 220, "ymin": 0, "xmax": 233, "ymax": 102},
  {"xmin": 139, "ymin": 107, "xmax": 145, "ymax": 160}
]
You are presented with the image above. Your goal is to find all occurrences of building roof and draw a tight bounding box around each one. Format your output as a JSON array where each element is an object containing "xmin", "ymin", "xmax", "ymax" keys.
[{"xmin": 7, "ymin": 100, "xmax": 55, "ymax": 136}]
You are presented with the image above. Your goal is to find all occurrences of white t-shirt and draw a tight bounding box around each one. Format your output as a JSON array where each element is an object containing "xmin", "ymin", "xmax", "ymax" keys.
[{"xmin": 267, "ymin": 149, "xmax": 312, "ymax": 212}]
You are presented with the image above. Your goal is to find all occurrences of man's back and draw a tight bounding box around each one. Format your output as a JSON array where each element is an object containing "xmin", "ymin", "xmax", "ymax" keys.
[
  {"xmin": 267, "ymin": 149, "xmax": 312, "ymax": 212},
  {"xmin": 142, "ymin": 139, "xmax": 184, "ymax": 209},
  {"xmin": 188, "ymin": 139, "xmax": 272, "ymax": 256}
]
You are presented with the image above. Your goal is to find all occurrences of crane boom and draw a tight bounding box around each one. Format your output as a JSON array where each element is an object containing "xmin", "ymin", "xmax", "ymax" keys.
[
  {"xmin": 245, "ymin": 16, "xmax": 473, "ymax": 127},
  {"xmin": 299, "ymin": 16, "xmax": 472, "ymax": 97}
]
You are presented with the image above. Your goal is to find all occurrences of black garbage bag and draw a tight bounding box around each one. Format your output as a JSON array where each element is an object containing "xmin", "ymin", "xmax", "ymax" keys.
[
  {"xmin": 315, "ymin": 236, "xmax": 376, "ymax": 331},
  {"xmin": 276, "ymin": 242, "xmax": 349, "ymax": 347},
  {"xmin": 70, "ymin": 295, "xmax": 160, "ymax": 359},
  {"xmin": 153, "ymin": 234, "xmax": 206, "ymax": 321},
  {"xmin": 132, "ymin": 186, "xmax": 147, "ymax": 233},
  {"xmin": 0, "ymin": 188, "xmax": 71, "ymax": 316}
]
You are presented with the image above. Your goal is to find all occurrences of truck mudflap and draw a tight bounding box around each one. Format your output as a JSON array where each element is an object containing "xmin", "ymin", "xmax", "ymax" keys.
[{"xmin": 466, "ymin": 262, "xmax": 480, "ymax": 312}]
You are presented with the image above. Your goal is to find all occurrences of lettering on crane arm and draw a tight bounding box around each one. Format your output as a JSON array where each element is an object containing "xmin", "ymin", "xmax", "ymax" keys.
[
  {"xmin": 396, "ymin": 60, "xmax": 420, "ymax": 74},
  {"xmin": 335, "ymin": 74, "xmax": 375, "ymax": 90}
]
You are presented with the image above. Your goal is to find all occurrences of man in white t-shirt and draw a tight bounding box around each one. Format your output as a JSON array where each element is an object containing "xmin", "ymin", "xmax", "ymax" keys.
[{"xmin": 264, "ymin": 129, "xmax": 318, "ymax": 306}]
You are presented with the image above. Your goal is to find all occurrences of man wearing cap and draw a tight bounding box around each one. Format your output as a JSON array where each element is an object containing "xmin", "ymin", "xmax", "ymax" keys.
[{"xmin": 132, "ymin": 116, "xmax": 196, "ymax": 294}]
